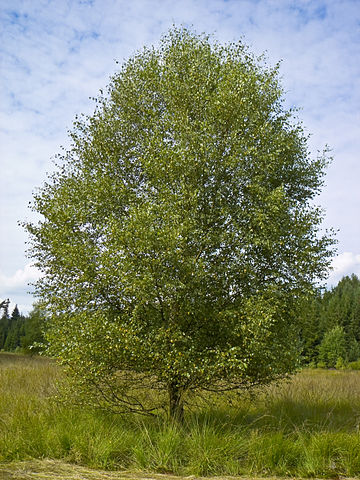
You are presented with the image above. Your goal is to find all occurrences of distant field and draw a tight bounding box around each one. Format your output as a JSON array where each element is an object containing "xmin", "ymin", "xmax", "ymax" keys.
[{"xmin": 2, "ymin": 352, "xmax": 360, "ymax": 477}]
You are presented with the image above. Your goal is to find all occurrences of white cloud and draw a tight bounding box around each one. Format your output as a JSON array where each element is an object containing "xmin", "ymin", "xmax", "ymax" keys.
[
  {"xmin": 0, "ymin": 0, "xmax": 359, "ymax": 306},
  {"xmin": 0, "ymin": 263, "xmax": 42, "ymax": 314},
  {"xmin": 0, "ymin": 263, "xmax": 41, "ymax": 290},
  {"xmin": 328, "ymin": 252, "xmax": 360, "ymax": 286}
]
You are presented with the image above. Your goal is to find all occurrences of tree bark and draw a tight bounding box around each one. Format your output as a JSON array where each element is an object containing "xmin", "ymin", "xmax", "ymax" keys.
[{"xmin": 168, "ymin": 382, "xmax": 184, "ymax": 423}]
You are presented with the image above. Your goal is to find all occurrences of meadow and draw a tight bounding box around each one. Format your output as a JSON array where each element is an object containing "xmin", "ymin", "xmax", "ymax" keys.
[{"xmin": 1, "ymin": 352, "xmax": 360, "ymax": 478}]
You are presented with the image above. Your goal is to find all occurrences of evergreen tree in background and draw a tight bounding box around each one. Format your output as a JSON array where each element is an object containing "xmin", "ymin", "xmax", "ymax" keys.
[
  {"xmin": 321, "ymin": 275, "xmax": 360, "ymax": 351},
  {"xmin": 0, "ymin": 302, "xmax": 46, "ymax": 353},
  {"xmin": 21, "ymin": 303, "xmax": 47, "ymax": 354},
  {"xmin": 299, "ymin": 274, "xmax": 360, "ymax": 366},
  {"xmin": 0, "ymin": 299, "xmax": 10, "ymax": 350},
  {"xmin": 4, "ymin": 305, "xmax": 25, "ymax": 351},
  {"xmin": 298, "ymin": 292, "xmax": 323, "ymax": 364},
  {"xmin": 0, "ymin": 299, "xmax": 9, "ymax": 310}
]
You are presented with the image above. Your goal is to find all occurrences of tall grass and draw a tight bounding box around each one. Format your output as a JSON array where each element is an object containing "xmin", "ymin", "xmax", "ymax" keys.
[{"xmin": 2, "ymin": 352, "xmax": 360, "ymax": 477}]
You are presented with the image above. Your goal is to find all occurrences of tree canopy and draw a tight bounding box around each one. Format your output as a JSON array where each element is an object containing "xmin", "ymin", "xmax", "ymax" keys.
[{"xmin": 25, "ymin": 27, "xmax": 335, "ymax": 419}]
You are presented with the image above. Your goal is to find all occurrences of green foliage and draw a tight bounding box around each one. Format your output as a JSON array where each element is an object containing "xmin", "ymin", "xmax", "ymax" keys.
[
  {"xmin": 24, "ymin": 27, "xmax": 334, "ymax": 418},
  {"xmin": 3, "ymin": 306, "xmax": 24, "ymax": 351},
  {"xmin": 347, "ymin": 336, "xmax": 360, "ymax": 362},
  {"xmin": 346, "ymin": 359, "xmax": 360, "ymax": 370},
  {"xmin": 323, "ymin": 275, "xmax": 360, "ymax": 336},
  {"xmin": 1, "ymin": 305, "xmax": 24, "ymax": 352},
  {"xmin": 298, "ymin": 292, "xmax": 323, "ymax": 363},
  {"xmin": 335, "ymin": 356, "xmax": 346, "ymax": 370},
  {"xmin": 0, "ymin": 303, "xmax": 46, "ymax": 354},
  {"xmin": 21, "ymin": 303, "xmax": 47, "ymax": 354},
  {"xmin": 0, "ymin": 302, "xmax": 9, "ymax": 350},
  {"xmin": 318, "ymin": 325, "xmax": 347, "ymax": 368},
  {"xmin": 299, "ymin": 274, "xmax": 360, "ymax": 367},
  {"xmin": 317, "ymin": 360, "xmax": 327, "ymax": 369}
]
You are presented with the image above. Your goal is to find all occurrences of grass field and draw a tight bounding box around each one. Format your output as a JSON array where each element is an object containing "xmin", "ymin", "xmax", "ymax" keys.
[{"xmin": 1, "ymin": 352, "xmax": 360, "ymax": 477}]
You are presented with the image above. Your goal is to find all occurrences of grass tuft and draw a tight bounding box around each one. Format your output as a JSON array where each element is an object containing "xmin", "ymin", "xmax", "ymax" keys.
[{"xmin": 2, "ymin": 353, "xmax": 360, "ymax": 477}]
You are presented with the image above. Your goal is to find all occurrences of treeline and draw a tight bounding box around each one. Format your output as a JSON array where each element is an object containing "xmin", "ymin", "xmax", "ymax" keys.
[
  {"xmin": 300, "ymin": 274, "xmax": 360, "ymax": 367},
  {"xmin": 1, "ymin": 274, "xmax": 360, "ymax": 365},
  {"xmin": 0, "ymin": 301, "xmax": 46, "ymax": 354}
]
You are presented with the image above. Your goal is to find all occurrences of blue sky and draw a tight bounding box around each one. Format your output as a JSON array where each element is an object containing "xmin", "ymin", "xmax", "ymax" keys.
[{"xmin": 1, "ymin": 0, "xmax": 359, "ymax": 313}]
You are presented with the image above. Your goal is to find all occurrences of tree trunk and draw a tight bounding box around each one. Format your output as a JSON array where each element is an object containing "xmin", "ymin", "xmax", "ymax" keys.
[{"xmin": 168, "ymin": 383, "xmax": 184, "ymax": 423}]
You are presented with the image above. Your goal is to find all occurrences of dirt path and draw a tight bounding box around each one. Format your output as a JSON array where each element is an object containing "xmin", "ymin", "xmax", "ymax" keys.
[
  {"xmin": 0, "ymin": 460, "xmax": 181, "ymax": 480},
  {"xmin": 1, "ymin": 460, "xmax": 357, "ymax": 480}
]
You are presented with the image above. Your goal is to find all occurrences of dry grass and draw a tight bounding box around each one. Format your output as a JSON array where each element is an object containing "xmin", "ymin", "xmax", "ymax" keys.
[
  {"xmin": 4, "ymin": 459, "xmax": 359, "ymax": 480},
  {"xmin": 0, "ymin": 459, "xmax": 179, "ymax": 479},
  {"xmin": 2, "ymin": 353, "xmax": 360, "ymax": 477}
]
